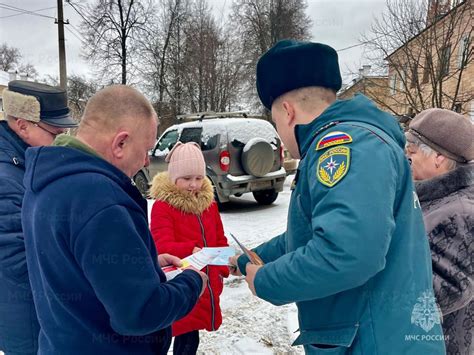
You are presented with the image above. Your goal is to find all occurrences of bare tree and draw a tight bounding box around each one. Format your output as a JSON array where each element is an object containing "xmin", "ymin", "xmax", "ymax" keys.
[
  {"xmin": 0, "ymin": 43, "xmax": 21, "ymax": 71},
  {"xmin": 231, "ymin": 0, "xmax": 312, "ymax": 110},
  {"xmin": 362, "ymin": 0, "xmax": 473, "ymax": 115},
  {"xmin": 67, "ymin": 75, "xmax": 99, "ymax": 119},
  {"xmin": 140, "ymin": 0, "xmax": 245, "ymax": 130},
  {"xmin": 18, "ymin": 63, "xmax": 39, "ymax": 80},
  {"xmin": 80, "ymin": 0, "xmax": 154, "ymax": 84}
]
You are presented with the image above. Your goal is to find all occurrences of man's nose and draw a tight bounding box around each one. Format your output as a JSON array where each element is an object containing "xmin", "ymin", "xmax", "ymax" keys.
[{"xmin": 144, "ymin": 155, "xmax": 150, "ymax": 167}]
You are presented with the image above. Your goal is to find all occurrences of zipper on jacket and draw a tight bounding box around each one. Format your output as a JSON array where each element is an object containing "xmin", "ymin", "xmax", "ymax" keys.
[{"xmin": 197, "ymin": 215, "xmax": 216, "ymax": 331}]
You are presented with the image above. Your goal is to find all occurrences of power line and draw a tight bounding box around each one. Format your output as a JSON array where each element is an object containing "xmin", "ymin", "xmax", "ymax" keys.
[
  {"xmin": 0, "ymin": 3, "xmax": 55, "ymax": 19},
  {"xmin": 66, "ymin": 1, "xmax": 95, "ymax": 32},
  {"xmin": 65, "ymin": 25, "xmax": 84, "ymax": 43},
  {"xmin": 0, "ymin": 5, "xmax": 56, "ymax": 19}
]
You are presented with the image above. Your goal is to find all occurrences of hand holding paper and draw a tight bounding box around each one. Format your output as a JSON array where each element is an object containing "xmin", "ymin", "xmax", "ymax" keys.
[{"xmin": 162, "ymin": 247, "xmax": 236, "ymax": 280}]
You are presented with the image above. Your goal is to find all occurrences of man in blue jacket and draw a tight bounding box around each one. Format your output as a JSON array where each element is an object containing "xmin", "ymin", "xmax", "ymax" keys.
[
  {"xmin": 0, "ymin": 80, "xmax": 78, "ymax": 354},
  {"xmin": 21, "ymin": 85, "xmax": 206, "ymax": 354},
  {"xmin": 229, "ymin": 40, "xmax": 446, "ymax": 354}
]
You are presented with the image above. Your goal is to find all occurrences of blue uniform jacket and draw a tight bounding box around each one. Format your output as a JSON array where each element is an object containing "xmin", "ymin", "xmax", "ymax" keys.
[
  {"xmin": 22, "ymin": 143, "xmax": 203, "ymax": 354},
  {"xmin": 0, "ymin": 121, "xmax": 40, "ymax": 353},
  {"xmin": 238, "ymin": 95, "xmax": 446, "ymax": 354}
]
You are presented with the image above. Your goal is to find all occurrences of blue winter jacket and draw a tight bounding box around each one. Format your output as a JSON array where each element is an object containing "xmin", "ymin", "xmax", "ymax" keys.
[
  {"xmin": 0, "ymin": 121, "xmax": 40, "ymax": 353},
  {"xmin": 22, "ymin": 141, "xmax": 203, "ymax": 355},
  {"xmin": 238, "ymin": 95, "xmax": 446, "ymax": 354}
]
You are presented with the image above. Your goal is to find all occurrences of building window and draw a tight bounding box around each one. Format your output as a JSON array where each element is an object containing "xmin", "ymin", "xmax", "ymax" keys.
[
  {"xmin": 458, "ymin": 34, "xmax": 470, "ymax": 69},
  {"xmin": 410, "ymin": 66, "xmax": 418, "ymax": 88},
  {"xmin": 390, "ymin": 74, "xmax": 397, "ymax": 95},
  {"xmin": 422, "ymin": 58, "xmax": 430, "ymax": 84},
  {"xmin": 440, "ymin": 45, "xmax": 451, "ymax": 77},
  {"xmin": 399, "ymin": 71, "xmax": 406, "ymax": 91}
]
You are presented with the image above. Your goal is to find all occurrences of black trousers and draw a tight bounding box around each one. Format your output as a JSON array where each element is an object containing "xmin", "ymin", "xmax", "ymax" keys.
[{"xmin": 173, "ymin": 330, "xmax": 200, "ymax": 355}]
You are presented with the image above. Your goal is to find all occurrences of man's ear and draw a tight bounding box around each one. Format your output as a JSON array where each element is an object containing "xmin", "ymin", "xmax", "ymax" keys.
[
  {"xmin": 281, "ymin": 101, "xmax": 296, "ymax": 126},
  {"xmin": 12, "ymin": 118, "xmax": 31, "ymax": 140},
  {"xmin": 111, "ymin": 131, "xmax": 129, "ymax": 159}
]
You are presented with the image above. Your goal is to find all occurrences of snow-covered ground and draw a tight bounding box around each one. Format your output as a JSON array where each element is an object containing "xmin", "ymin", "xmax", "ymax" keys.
[{"xmin": 148, "ymin": 176, "xmax": 304, "ymax": 354}]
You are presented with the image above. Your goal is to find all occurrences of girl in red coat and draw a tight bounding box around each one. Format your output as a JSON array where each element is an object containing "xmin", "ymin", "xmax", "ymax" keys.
[{"xmin": 149, "ymin": 142, "xmax": 229, "ymax": 355}]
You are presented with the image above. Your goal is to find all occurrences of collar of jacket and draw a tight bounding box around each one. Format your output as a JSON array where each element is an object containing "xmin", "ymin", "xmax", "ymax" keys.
[
  {"xmin": 53, "ymin": 133, "xmax": 101, "ymax": 158},
  {"xmin": 0, "ymin": 120, "xmax": 29, "ymax": 166},
  {"xmin": 294, "ymin": 99, "xmax": 345, "ymax": 158},
  {"xmin": 149, "ymin": 172, "xmax": 214, "ymax": 214},
  {"xmin": 415, "ymin": 163, "xmax": 473, "ymax": 202}
]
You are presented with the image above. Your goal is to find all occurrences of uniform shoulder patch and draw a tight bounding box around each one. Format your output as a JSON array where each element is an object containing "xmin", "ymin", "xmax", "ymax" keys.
[
  {"xmin": 316, "ymin": 131, "xmax": 352, "ymax": 150},
  {"xmin": 317, "ymin": 146, "xmax": 351, "ymax": 187}
]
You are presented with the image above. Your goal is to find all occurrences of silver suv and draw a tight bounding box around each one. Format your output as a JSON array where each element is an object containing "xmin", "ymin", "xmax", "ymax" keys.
[{"xmin": 135, "ymin": 112, "xmax": 287, "ymax": 205}]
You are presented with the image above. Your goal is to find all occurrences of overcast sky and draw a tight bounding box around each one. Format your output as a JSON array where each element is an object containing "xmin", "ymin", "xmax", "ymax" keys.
[{"xmin": 0, "ymin": 0, "xmax": 388, "ymax": 85}]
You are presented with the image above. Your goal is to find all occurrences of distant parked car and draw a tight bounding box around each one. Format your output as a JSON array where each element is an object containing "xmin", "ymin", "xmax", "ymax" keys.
[
  {"xmin": 136, "ymin": 112, "xmax": 287, "ymax": 205},
  {"xmin": 282, "ymin": 147, "xmax": 299, "ymax": 176}
]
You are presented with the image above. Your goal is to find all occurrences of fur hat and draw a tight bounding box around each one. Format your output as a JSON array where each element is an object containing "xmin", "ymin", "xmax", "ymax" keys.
[
  {"xmin": 2, "ymin": 80, "xmax": 77, "ymax": 127},
  {"xmin": 166, "ymin": 142, "xmax": 206, "ymax": 183},
  {"xmin": 407, "ymin": 108, "xmax": 474, "ymax": 163},
  {"xmin": 256, "ymin": 40, "xmax": 342, "ymax": 110}
]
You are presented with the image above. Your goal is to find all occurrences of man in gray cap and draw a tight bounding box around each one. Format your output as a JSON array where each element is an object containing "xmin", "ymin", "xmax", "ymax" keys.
[
  {"xmin": 0, "ymin": 80, "xmax": 77, "ymax": 354},
  {"xmin": 229, "ymin": 40, "xmax": 446, "ymax": 354}
]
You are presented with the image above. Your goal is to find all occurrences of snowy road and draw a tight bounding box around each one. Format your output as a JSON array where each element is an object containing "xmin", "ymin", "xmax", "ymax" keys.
[{"xmin": 149, "ymin": 176, "xmax": 304, "ymax": 354}]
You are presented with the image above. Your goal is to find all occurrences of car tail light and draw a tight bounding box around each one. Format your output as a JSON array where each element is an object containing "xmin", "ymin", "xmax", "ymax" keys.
[
  {"xmin": 219, "ymin": 150, "xmax": 230, "ymax": 172},
  {"xmin": 280, "ymin": 144, "xmax": 284, "ymax": 164}
]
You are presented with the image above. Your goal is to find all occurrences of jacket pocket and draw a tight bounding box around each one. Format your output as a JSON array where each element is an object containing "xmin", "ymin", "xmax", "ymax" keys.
[{"xmin": 292, "ymin": 324, "xmax": 359, "ymax": 354}]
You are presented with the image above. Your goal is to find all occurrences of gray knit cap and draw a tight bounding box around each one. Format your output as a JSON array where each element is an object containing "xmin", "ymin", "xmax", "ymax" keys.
[{"xmin": 406, "ymin": 108, "xmax": 474, "ymax": 163}]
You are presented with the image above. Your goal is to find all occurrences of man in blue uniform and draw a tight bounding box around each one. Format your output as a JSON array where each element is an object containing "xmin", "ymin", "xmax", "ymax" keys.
[
  {"xmin": 229, "ymin": 40, "xmax": 446, "ymax": 354},
  {"xmin": 0, "ymin": 81, "xmax": 77, "ymax": 354}
]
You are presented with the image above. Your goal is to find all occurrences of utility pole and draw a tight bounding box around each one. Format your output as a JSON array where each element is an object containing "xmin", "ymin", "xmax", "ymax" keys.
[{"xmin": 56, "ymin": 0, "xmax": 68, "ymax": 88}]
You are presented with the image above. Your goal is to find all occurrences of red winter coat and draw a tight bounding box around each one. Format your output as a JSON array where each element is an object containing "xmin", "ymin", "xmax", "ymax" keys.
[{"xmin": 149, "ymin": 173, "xmax": 229, "ymax": 336}]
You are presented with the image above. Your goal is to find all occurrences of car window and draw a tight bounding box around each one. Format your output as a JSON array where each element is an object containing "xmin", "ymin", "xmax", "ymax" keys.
[
  {"xmin": 180, "ymin": 127, "xmax": 219, "ymax": 151},
  {"xmin": 156, "ymin": 130, "xmax": 178, "ymax": 152},
  {"xmin": 180, "ymin": 128, "xmax": 202, "ymax": 145}
]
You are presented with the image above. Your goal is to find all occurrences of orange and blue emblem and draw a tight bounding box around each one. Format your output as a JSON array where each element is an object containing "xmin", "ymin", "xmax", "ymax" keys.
[{"xmin": 316, "ymin": 131, "xmax": 352, "ymax": 150}]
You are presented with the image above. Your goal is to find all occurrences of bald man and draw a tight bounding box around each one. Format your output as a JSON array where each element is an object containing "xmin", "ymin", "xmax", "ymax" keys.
[{"xmin": 21, "ymin": 85, "xmax": 207, "ymax": 355}]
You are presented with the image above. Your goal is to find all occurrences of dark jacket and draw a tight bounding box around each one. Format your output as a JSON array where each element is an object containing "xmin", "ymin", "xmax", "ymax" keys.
[
  {"xmin": 150, "ymin": 173, "xmax": 229, "ymax": 336},
  {"xmin": 22, "ymin": 140, "xmax": 203, "ymax": 355},
  {"xmin": 0, "ymin": 121, "xmax": 40, "ymax": 353},
  {"xmin": 237, "ymin": 95, "xmax": 445, "ymax": 354},
  {"xmin": 416, "ymin": 164, "xmax": 473, "ymax": 355}
]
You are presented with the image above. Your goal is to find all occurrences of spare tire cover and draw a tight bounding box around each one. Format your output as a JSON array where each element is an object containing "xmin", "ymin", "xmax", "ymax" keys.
[{"xmin": 241, "ymin": 138, "xmax": 274, "ymax": 177}]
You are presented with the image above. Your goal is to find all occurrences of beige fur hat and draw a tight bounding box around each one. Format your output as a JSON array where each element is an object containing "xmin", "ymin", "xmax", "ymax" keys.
[
  {"xmin": 407, "ymin": 108, "xmax": 474, "ymax": 163},
  {"xmin": 166, "ymin": 142, "xmax": 206, "ymax": 183},
  {"xmin": 2, "ymin": 80, "xmax": 77, "ymax": 127}
]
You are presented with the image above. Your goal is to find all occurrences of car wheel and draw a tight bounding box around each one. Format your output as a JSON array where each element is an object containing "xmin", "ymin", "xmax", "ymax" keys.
[
  {"xmin": 253, "ymin": 189, "xmax": 278, "ymax": 205},
  {"xmin": 133, "ymin": 171, "xmax": 149, "ymax": 198}
]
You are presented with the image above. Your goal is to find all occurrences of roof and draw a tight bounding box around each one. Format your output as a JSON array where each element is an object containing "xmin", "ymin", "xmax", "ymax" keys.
[{"xmin": 385, "ymin": 0, "xmax": 467, "ymax": 60}]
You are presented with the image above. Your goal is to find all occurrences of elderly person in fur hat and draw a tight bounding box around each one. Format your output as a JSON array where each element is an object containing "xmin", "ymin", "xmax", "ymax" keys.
[
  {"xmin": 0, "ymin": 81, "xmax": 77, "ymax": 354},
  {"xmin": 406, "ymin": 108, "xmax": 473, "ymax": 355},
  {"xmin": 150, "ymin": 142, "xmax": 230, "ymax": 355}
]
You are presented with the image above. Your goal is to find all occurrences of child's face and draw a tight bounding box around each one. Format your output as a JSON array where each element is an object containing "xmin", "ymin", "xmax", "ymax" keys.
[{"xmin": 175, "ymin": 175, "xmax": 205, "ymax": 193}]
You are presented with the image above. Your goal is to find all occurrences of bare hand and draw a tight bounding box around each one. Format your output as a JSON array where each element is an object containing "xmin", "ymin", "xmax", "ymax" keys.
[
  {"xmin": 228, "ymin": 255, "xmax": 242, "ymax": 276},
  {"xmin": 245, "ymin": 263, "xmax": 262, "ymax": 296},
  {"xmin": 192, "ymin": 247, "xmax": 202, "ymax": 254},
  {"xmin": 186, "ymin": 266, "xmax": 208, "ymax": 297},
  {"xmin": 158, "ymin": 253, "xmax": 182, "ymax": 268}
]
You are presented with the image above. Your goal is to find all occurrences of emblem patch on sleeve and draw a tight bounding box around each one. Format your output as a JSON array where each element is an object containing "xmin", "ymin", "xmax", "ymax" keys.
[
  {"xmin": 316, "ymin": 131, "xmax": 352, "ymax": 150},
  {"xmin": 317, "ymin": 146, "xmax": 351, "ymax": 187}
]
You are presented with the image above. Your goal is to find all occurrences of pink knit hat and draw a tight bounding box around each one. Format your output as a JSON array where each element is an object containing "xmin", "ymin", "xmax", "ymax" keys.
[{"xmin": 166, "ymin": 142, "xmax": 206, "ymax": 183}]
